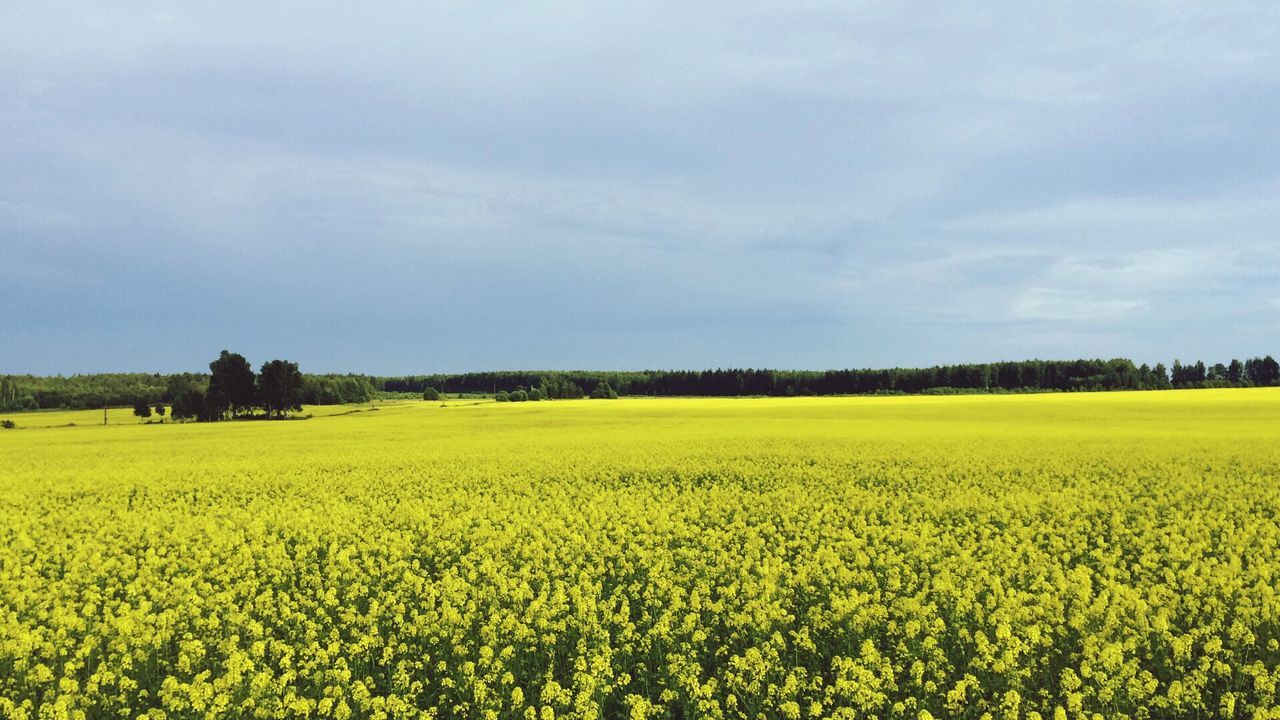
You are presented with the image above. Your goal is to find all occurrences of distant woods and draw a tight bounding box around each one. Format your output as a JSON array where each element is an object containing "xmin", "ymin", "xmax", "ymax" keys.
[
  {"xmin": 0, "ymin": 351, "xmax": 375, "ymax": 419},
  {"xmin": 1, "ymin": 355, "xmax": 1277, "ymax": 415},
  {"xmin": 380, "ymin": 356, "xmax": 1280, "ymax": 399}
]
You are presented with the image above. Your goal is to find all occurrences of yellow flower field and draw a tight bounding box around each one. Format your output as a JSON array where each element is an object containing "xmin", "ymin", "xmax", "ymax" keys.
[{"xmin": 1, "ymin": 390, "xmax": 1278, "ymax": 719}]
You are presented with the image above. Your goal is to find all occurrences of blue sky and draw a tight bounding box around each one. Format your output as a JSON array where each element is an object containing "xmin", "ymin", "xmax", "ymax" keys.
[{"xmin": 3, "ymin": 2, "xmax": 1278, "ymax": 374}]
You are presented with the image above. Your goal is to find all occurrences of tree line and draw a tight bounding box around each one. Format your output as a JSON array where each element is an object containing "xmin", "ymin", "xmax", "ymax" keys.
[
  {"xmin": 380, "ymin": 355, "xmax": 1280, "ymax": 399},
  {"xmin": 475, "ymin": 380, "xmax": 618, "ymax": 403},
  {"xmin": 0, "ymin": 352, "xmax": 376, "ymax": 415},
  {"xmin": 3, "ymin": 355, "xmax": 1276, "ymax": 414}
]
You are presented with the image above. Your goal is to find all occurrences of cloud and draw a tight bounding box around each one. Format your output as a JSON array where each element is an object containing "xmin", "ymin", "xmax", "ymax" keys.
[
  {"xmin": 1012, "ymin": 289, "xmax": 1146, "ymax": 322},
  {"xmin": 2, "ymin": 1, "xmax": 1279, "ymax": 372}
]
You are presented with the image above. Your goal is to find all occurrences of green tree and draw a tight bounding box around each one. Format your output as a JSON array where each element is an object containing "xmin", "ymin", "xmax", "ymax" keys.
[
  {"xmin": 1228, "ymin": 359, "xmax": 1244, "ymax": 384},
  {"xmin": 0, "ymin": 378, "xmax": 18, "ymax": 411},
  {"xmin": 1246, "ymin": 355, "xmax": 1280, "ymax": 386},
  {"xmin": 1152, "ymin": 363, "xmax": 1170, "ymax": 389},
  {"xmin": 590, "ymin": 382, "xmax": 618, "ymax": 399},
  {"xmin": 1207, "ymin": 363, "xmax": 1228, "ymax": 382},
  {"xmin": 423, "ymin": 387, "xmax": 441, "ymax": 401},
  {"xmin": 258, "ymin": 360, "xmax": 305, "ymax": 419},
  {"xmin": 167, "ymin": 376, "xmax": 208, "ymax": 422},
  {"xmin": 208, "ymin": 350, "xmax": 258, "ymax": 418},
  {"xmin": 1192, "ymin": 361, "xmax": 1207, "ymax": 384},
  {"xmin": 133, "ymin": 400, "xmax": 152, "ymax": 420}
]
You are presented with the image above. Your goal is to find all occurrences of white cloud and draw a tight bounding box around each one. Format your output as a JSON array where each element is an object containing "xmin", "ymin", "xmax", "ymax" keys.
[
  {"xmin": 1012, "ymin": 288, "xmax": 1146, "ymax": 322},
  {"xmin": 938, "ymin": 187, "xmax": 1280, "ymax": 251},
  {"xmin": 3, "ymin": 1, "xmax": 1280, "ymax": 371},
  {"xmin": 1039, "ymin": 248, "xmax": 1239, "ymax": 293}
]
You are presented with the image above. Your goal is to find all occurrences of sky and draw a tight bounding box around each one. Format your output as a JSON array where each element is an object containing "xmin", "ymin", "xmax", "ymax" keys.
[{"xmin": 3, "ymin": 2, "xmax": 1278, "ymax": 375}]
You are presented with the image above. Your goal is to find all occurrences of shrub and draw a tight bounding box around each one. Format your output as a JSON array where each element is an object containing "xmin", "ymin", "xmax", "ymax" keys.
[
  {"xmin": 1, "ymin": 419, "xmax": 14, "ymax": 429},
  {"xmin": 590, "ymin": 382, "xmax": 619, "ymax": 399},
  {"xmin": 423, "ymin": 387, "xmax": 441, "ymax": 401},
  {"xmin": 495, "ymin": 391, "xmax": 510, "ymax": 402},
  {"xmin": 510, "ymin": 390, "xmax": 529, "ymax": 402}
]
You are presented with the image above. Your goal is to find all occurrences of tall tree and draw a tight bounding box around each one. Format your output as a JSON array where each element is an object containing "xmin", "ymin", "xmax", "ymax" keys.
[
  {"xmin": 1152, "ymin": 363, "xmax": 1170, "ymax": 389},
  {"xmin": 208, "ymin": 350, "xmax": 258, "ymax": 418},
  {"xmin": 258, "ymin": 360, "xmax": 305, "ymax": 419},
  {"xmin": 1228, "ymin": 359, "xmax": 1244, "ymax": 384},
  {"xmin": 0, "ymin": 378, "xmax": 18, "ymax": 410},
  {"xmin": 1249, "ymin": 355, "xmax": 1280, "ymax": 386},
  {"xmin": 166, "ymin": 375, "xmax": 207, "ymax": 422}
]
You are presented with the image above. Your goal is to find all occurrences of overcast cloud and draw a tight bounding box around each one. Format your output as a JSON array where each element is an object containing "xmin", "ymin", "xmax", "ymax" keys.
[{"xmin": 2, "ymin": 1, "xmax": 1278, "ymax": 374}]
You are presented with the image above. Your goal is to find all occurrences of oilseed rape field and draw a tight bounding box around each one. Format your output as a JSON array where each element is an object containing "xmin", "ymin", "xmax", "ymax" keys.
[{"xmin": 2, "ymin": 391, "xmax": 1279, "ymax": 720}]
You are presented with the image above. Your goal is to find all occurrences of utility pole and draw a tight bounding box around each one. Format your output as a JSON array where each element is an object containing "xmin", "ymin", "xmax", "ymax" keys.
[{"xmin": 103, "ymin": 404, "xmax": 108, "ymax": 426}]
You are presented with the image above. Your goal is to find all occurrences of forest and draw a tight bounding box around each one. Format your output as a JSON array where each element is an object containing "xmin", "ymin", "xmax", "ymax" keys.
[
  {"xmin": 378, "ymin": 355, "xmax": 1279, "ymax": 399},
  {"xmin": 0, "ymin": 352, "xmax": 375, "ymax": 415},
  {"xmin": 2, "ymin": 355, "xmax": 1276, "ymax": 413}
]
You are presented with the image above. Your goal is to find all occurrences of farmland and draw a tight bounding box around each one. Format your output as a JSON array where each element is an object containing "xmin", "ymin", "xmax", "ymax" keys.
[{"xmin": 1, "ymin": 390, "xmax": 1278, "ymax": 719}]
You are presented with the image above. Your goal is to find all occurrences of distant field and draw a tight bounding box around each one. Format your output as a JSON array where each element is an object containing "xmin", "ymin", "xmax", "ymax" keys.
[
  {"xmin": 1, "ymin": 390, "xmax": 1278, "ymax": 719},
  {"xmin": 0, "ymin": 398, "xmax": 490, "ymax": 429}
]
